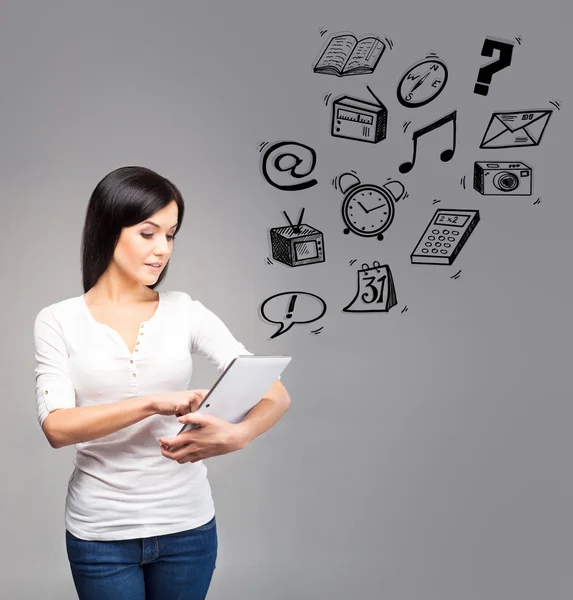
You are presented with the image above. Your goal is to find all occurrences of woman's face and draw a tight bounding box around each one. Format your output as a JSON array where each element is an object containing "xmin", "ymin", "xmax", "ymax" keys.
[{"xmin": 113, "ymin": 200, "xmax": 179, "ymax": 284}]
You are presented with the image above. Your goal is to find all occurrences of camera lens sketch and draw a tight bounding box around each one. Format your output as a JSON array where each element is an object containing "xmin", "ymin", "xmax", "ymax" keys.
[
  {"xmin": 254, "ymin": 29, "xmax": 558, "ymax": 338},
  {"xmin": 474, "ymin": 161, "xmax": 532, "ymax": 196}
]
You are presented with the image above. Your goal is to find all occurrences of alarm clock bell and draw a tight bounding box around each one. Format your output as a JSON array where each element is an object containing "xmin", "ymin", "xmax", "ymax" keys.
[{"xmin": 338, "ymin": 173, "xmax": 405, "ymax": 240}]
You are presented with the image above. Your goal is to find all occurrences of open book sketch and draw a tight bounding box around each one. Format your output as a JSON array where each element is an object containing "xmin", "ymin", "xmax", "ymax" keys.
[{"xmin": 313, "ymin": 32, "xmax": 386, "ymax": 77}]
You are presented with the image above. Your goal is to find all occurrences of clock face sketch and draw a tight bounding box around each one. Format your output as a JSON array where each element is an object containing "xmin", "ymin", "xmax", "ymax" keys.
[
  {"xmin": 342, "ymin": 184, "xmax": 396, "ymax": 238},
  {"xmin": 397, "ymin": 59, "xmax": 448, "ymax": 108}
]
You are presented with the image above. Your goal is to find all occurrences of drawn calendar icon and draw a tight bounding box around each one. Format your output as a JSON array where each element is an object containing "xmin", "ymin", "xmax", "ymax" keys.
[{"xmin": 343, "ymin": 261, "xmax": 397, "ymax": 313}]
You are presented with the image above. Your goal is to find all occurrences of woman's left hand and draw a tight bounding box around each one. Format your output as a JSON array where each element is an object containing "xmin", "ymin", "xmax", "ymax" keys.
[{"xmin": 158, "ymin": 413, "xmax": 248, "ymax": 464}]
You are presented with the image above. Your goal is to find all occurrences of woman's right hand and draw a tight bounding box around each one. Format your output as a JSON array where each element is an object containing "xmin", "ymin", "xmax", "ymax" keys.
[{"xmin": 151, "ymin": 389, "xmax": 210, "ymax": 417}]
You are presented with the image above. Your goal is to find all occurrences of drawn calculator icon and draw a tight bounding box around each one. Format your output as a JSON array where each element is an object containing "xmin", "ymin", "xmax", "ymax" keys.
[{"xmin": 411, "ymin": 209, "xmax": 480, "ymax": 265}]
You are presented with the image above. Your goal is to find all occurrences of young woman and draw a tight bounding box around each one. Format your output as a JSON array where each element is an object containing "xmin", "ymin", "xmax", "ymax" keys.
[{"xmin": 33, "ymin": 165, "xmax": 291, "ymax": 600}]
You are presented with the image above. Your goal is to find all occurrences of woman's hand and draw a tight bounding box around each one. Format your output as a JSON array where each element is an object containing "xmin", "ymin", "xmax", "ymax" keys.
[
  {"xmin": 158, "ymin": 413, "xmax": 248, "ymax": 463},
  {"xmin": 151, "ymin": 389, "xmax": 210, "ymax": 417}
]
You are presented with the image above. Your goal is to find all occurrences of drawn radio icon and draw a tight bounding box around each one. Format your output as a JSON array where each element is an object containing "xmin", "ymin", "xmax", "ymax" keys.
[
  {"xmin": 473, "ymin": 161, "xmax": 532, "ymax": 196},
  {"xmin": 331, "ymin": 86, "xmax": 387, "ymax": 144}
]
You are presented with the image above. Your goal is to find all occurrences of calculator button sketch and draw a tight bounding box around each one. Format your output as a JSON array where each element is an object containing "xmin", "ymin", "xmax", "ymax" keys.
[{"xmin": 411, "ymin": 209, "xmax": 480, "ymax": 265}]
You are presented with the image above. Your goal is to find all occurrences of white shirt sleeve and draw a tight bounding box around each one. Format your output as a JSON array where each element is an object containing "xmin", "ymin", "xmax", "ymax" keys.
[
  {"xmin": 187, "ymin": 296, "xmax": 282, "ymax": 381},
  {"xmin": 34, "ymin": 306, "xmax": 76, "ymax": 428},
  {"xmin": 188, "ymin": 297, "xmax": 254, "ymax": 372}
]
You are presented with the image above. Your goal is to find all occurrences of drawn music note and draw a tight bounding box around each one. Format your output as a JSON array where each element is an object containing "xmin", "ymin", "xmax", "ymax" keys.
[{"xmin": 399, "ymin": 110, "xmax": 457, "ymax": 174}]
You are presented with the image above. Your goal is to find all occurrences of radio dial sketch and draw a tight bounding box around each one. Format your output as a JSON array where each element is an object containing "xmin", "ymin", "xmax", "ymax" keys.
[{"xmin": 331, "ymin": 85, "xmax": 387, "ymax": 143}]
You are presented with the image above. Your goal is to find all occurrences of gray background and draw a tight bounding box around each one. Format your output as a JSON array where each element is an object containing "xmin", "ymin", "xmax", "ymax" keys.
[{"xmin": 2, "ymin": 0, "xmax": 572, "ymax": 598}]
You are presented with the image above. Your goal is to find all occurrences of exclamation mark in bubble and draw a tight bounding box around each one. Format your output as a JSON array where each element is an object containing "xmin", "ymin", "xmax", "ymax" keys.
[{"xmin": 286, "ymin": 294, "xmax": 297, "ymax": 319}]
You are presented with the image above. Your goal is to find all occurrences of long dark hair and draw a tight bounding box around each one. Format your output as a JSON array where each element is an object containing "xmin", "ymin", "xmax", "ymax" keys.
[{"xmin": 81, "ymin": 166, "xmax": 185, "ymax": 293}]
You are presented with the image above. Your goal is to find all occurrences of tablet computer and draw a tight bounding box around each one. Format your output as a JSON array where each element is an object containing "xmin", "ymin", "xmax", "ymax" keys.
[{"xmin": 171, "ymin": 354, "xmax": 292, "ymax": 445}]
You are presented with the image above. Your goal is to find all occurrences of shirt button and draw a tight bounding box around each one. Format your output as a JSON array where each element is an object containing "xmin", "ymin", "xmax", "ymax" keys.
[
  {"xmin": 45, "ymin": 390, "xmax": 49, "ymax": 394},
  {"xmin": 141, "ymin": 324, "xmax": 145, "ymax": 328},
  {"xmin": 135, "ymin": 348, "xmax": 139, "ymax": 352},
  {"xmin": 132, "ymin": 373, "xmax": 136, "ymax": 377},
  {"xmin": 130, "ymin": 360, "xmax": 133, "ymax": 364},
  {"xmin": 139, "ymin": 332, "xmax": 144, "ymax": 336}
]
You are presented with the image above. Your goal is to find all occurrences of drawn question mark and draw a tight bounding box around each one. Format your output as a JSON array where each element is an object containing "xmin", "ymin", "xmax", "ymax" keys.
[{"xmin": 474, "ymin": 38, "xmax": 514, "ymax": 96}]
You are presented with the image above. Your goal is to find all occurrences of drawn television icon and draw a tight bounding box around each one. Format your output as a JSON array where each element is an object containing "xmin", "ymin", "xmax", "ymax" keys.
[
  {"xmin": 270, "ymin": 208, "xmax": 325, "ymax": 267},
  {"xmin": 331, "ymin": 86, "xmax": 387, "ymax": 144}
]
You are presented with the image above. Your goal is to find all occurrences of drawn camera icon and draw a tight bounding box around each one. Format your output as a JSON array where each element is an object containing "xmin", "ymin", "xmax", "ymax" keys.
[{"xmin": 473, "ymin": 161, "xmax": 532, "ymax": 196}]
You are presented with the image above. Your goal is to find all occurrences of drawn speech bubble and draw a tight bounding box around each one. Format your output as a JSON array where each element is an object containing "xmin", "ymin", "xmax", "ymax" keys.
[{"xmin": 260, "ymin": 291, "xmax": 327, "ymax": 338}]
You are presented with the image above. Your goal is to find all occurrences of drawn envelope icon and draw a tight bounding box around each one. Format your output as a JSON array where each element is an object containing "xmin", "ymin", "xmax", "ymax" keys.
[{"xmin": 480, "ymin": 109, "xmax": 552, "ymax": 149}]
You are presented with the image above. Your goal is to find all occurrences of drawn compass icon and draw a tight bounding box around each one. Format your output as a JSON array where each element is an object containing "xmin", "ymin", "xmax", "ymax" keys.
[
  {"xmin": 338, "ymin": 173, "xmax": 405, "ymax": 241},
  {"xmin": 397, "ymin": 59, "xmax": 448, "ymax": 107}
]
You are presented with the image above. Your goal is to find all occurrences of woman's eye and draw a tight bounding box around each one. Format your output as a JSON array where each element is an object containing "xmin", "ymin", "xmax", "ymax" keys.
[{"xmin": 141, "ymin": 233, "xmax": 176, "ymax": 241}]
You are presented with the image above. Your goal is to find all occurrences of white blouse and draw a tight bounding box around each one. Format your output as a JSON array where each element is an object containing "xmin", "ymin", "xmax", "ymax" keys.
[{"xmin": 34, "ymin": 289, "xmax": 252, "ymax": 541}]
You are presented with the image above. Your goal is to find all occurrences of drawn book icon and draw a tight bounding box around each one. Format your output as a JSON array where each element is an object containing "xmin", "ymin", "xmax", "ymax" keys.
[
  {"xmin": 313, "ymin": 33, "xmax": 385, "ymax": 77},
  {"xmin": 343, "ymin": 262, "xmax": 397, "ymax": 313}
]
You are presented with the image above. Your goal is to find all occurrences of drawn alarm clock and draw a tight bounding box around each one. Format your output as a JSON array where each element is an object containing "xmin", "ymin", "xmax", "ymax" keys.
[{"xmin": 338, "ymin": 172, "xmax": 405, "ymax": 240}]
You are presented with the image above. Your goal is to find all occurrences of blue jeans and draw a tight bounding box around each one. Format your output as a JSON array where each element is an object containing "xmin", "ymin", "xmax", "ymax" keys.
[{"xmin": 65, "ymin": 515, "xmax": 218, "ymax": 600}]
